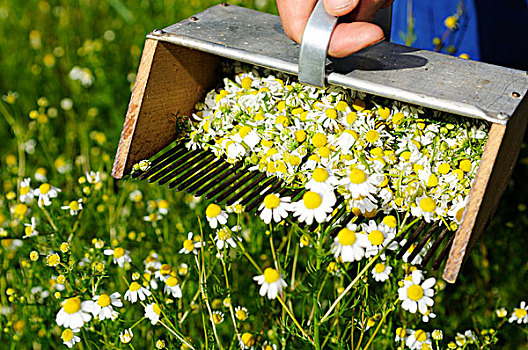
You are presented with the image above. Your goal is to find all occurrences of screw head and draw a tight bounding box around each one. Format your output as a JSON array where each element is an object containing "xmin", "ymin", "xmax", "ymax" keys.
[
  {"xmin": 152, "ymin": 29, "xmax": 165, "ymax": 35},
  {"xmin": 512, "ymin": 91, "xmax": 521, "ymax": 98},
  {"xmin": 190, "ymin": 16, "xmax": 198, "ymax": 22}
]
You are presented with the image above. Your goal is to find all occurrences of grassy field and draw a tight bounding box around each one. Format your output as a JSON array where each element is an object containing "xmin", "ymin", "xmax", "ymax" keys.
[{"xmin": 0, "ymin": 1, "xmax": 527, "ymax": 349}]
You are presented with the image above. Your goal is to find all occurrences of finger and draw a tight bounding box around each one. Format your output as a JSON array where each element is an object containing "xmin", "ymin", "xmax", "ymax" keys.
[
  {"xmin": 276, "ymin": 0, "xmax": 317, "ymax": 43},
  {"xmin": 344, "ymin": 0, "xmax": 394, "ymax": 21},
  {"xmin": 322, "ymin": 0, "xmax": 360, "ymax": 17},
  {"xmin": 327, "ymin": 21, "xmax": 384, "ymax": 57}
]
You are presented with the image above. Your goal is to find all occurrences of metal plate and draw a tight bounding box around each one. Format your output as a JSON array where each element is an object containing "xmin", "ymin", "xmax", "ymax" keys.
[{"xmin": 148, "ymin": 4, "xmax": 528, "ymax": 125}]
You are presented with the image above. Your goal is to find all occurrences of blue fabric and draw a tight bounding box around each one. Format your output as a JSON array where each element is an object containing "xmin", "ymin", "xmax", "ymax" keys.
[{"xmin": 390, "ymin": 0, "xmax": 528, "ymax": 70}]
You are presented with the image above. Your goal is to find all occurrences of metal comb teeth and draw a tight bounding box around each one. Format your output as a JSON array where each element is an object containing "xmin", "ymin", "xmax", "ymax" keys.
[{"xmin": 133, "ymin": 141, "xmax": 455, "ymax": 270}]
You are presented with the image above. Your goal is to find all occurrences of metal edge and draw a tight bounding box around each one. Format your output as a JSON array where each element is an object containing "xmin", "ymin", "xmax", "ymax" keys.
[{"xmin": 147, "ymin": 32, "xmax": 508, "ymax": 125}]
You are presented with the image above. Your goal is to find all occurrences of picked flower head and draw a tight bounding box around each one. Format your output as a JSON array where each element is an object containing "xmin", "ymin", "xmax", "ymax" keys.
[
  {"xmin": 253, "ymin": 267, "xmax": 287, "ymax": 300},
  {"xmin": 104, "ymin": 247, "xmax": 132, "ymax": 267},
  {"xmin": 398, "ymin": 270, "xmax": 436, "ymax": 315},
  {"xmin": 56, "ymin": 297, "xmax": 92, "ymax": 329},
  {"xmin": 205, "ymin": 203, "xmax": 228, "ymax": 229},
  {"xmin": 258, "ymin": 193, "xmax": 291, "ymax": 224}
]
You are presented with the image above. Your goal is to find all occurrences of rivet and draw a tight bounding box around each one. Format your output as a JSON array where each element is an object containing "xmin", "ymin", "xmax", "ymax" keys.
[
  {"xmin": 221, "ymin": 2, "xmax": 229, "ymax": 6},
  {"xmin": 512, "ymin": 91, "xmax": 521, "ymax": 98},
  {"xmin": 190, "ymin": 16, "xmax": 198, "ymax": 22},
  {"xmin": 497, "ymin": 113, "xmax": 510, "ymax": 120},
  {"xmin": 152, "ymin": 29, "xmax": 165, "ymax": 35}
]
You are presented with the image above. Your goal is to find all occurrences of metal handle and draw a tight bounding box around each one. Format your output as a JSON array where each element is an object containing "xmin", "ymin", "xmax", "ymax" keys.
[
  {"xmin": 299, "ymin": 0, "xmax": 338, "ymax": 88},
  {"xmin": 299, "ymin": 1, "xmax": 393, "ymax": 88}
]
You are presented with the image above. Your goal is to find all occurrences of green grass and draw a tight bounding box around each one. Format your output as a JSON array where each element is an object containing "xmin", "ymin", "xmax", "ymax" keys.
[{"xmin": 0, "ymin": 0, "xmax": 527, "ymax": 349}]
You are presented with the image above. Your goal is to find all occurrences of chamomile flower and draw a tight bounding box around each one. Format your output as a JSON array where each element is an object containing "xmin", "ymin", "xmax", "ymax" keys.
[
  {"xmin": 61, "ymin": 199, "xmax": 83, "ymax": 215},
  {"xmin": 291, "ymin": 190, "xmax": 335, "ymax": 225},
  {"xmin": 508, "ymin": 301, "xmax": 528, "ymax": 324},
  {"xmin": 85, "ymin": 170, "xmax": 101, "ymax": 184},
  {"xmin": 371, "ymin": 262, "xmax": 392, "ymax": 282},
  {"xmin": 145, "ymin": 303, "xmax": 162, "ymax": 325},
  {"xmin": 205, "ymin": 203, "xmax": 228, "ymax": 229},
  {"xmin": 341, "ymin": 166, "xmax": 380, "ymax": 199},
  {"xmin": 56, "ymin": 297, "xmax": 92, "ymax": 329},
  {"xmin": 214, "ymin": 227, "xmax": 241, "ymax": 250},
  {"xmin": 406, "ymin": 329, "xmax": 431, "ymax": 350},
  {"xmin": 179, "ymin": 232, "xmax": 203, "ymax": 254},
  {"xmin": 19, "ymin": 178, "xmax": 34, "ymax": 203},
  {"xmin": 258, "ymin": 193, "xmax": 291, "ymax": 224},
  {"xmin": 164, "ymin": 275, "xmax": 182, "ymax": 298},
  {"xmin": 89, "ymin": 292, "xmax": 122, "ymax": 320},
  {"xmin": 240, "ymin": 332, "xmax": 256, "ymax": 349},
  {"xmin": 411, "ymin": 195, "xmax": 444, "ymax": 222},
  {"xmin": 235, "ymin": 306, "xmax": 249, "ymax": 321},
  {"xmin": 154, "ymin": 264, "xmax": 172, "ymax": 281},
  {"xmin": 362, "ymin": 220, "xmax": 397, "ymax": 259},
  {"xmin": 305, "ymin": 167, "xmax": 338, "ymax": 192},
  {"xmin": 34, "ymin": 183, "xmax": 61, "ymax": 207},
  {"xmin": 331, "ymin": 224, "xmax": 369, "ymax": 262},
  {"xmin": 124, "ymin": 282, "xmax": 151, "ymax": 303},
  {"xmin": 211, "ymin": 310, "xmax": 224, "ymax": 325},
  {"xmin": 398, "ymin": 270, "xmax": 436, "ymax": 315},
  {"xmin": 253, "ymin": 267, "xmax": 287, "ymax": 299},
  {"xmin": 61, "ymin": 328, "xmax": 80, "ymax": 348},
  {"xmin": 104, "ymin": 247, "xmax": 131, "ymax": 267},
  {"xmin": 119, "ymin": 328, "xmax": 133, "ymax": 344},
  {"xmin": 23, "ymin": 217, "xmax": 38, "ymax": 238}
]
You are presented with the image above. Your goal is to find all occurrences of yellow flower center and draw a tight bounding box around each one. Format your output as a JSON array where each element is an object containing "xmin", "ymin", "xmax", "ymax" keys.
[
  {"xmin": 459, "ymin": 159, "xmax": 472, "ymax": 172},
  {"xmin": 166, "ymin": 276, "xmax": 179, "ymax": 287},
  {"xmin": 158, "ymin": 199, "xmax": 169, "ymax": 209},
  {"xmin": 153, "ymin": 303, "xmax": 161, "ymax": 315},
  {"xmin": 337, "ymin": 228, "xmax": 357, "ymax": 246},
  {"xmin": 20, "ymin": 186, "xmax": 30, "ymax": 195},
  {"xmin": 276, "ymin": 115, "xmax": 289, "ymax": 127},
  {"xmin": 336, "ymin": 101, "xmax": 348, "ymax": 111},
  {"xmin": 383, "ymin": 215, "xmax": 397, "ymax": 228},
  {"xmin": 277, "ymin": 100, "xmax": 286, "ymax": 111},
  {"xmin": 97, "ymin": 293, "xmax": 111, "ymax": 307},
  {"xmin": 374, "ymin": 263, "xmax": 386, "ymax": 273},
  {"xmin": 212, "ymin": 313, "xmax": 223, "ymax": 324},
  {"xmin": 365, "ymin": 130, "xmax": 380, "ymax": 143},
  {"xmin": 68, "ymin": 201, "xmax": 80, "ymax": 211},
  {"xmin": 312, "ymin": 168, "xmax": 329, "ymax": 183},
  {"xmin": 240, "ymin": 76, "xmax": 252, "ymax": 90},
  {"xmin": 438, "ymin": 163, "xmax": 450, "ymax": 174},
  {"xmin": 239, "ymin": 125, "xmax": 252, "ymax": 138},
  {"xmin": 113, "ymin": 247, "xmax": 125, "ymax": 258},
  {"xmin": 378, "ymin": 107, "xmax": 391, "ymax": 119},
  {"xmin": 241, "ymin": 333, "xmax": 255, "ymax": 347},
  {"xmin": 300, "ymin": 233, "xmax": 311, "ymax": 246},
  {"xmin": 206, "ymin": 204, "xmax": 222, "ymax": 218},
  {"xmin": 14, "ymin": 203, "xmax": 28, "ymax": 216},
  {"xmin": 456, "ymin": 207, "xmax": 465, "ymax": 222},
  {"xmin": 61, "ymin": 329, "xmax": 73, "ymax": 342},
  {"xmin": 419, "ymin": 197, "xmax": 436, "ymax": 213},
  {"xmin": 46, "ymin": 254, "xmax": 60, "ymax": 267},
  {"xmin": 349, "ymin": 168, "xmax": 367, "ymax": 184},
  {"xmin": 183, "ymin": 240, "xmax": 195, "ymax": 252},
  {"xmin": 160, "ymin": 264, "xmax": 172, "ymax": 275},
  {"xmin": 129, "ymin": 282, "xmax": 141, "ymax": 292},
  {"xmin": 317, "ymin": 146, "xmax": 331, "ymax": 158},
  {"xmin": 263, "ymin": 267, "xmax": 280, "ymax": 284},
  {"xmin": 63, "ymin": 297, "xmax": 81, "ymax": 314},
  {"xmin": 346, "ymin": 112, "xmax": 357, "ymax": 124},
  {"xmin": 396, "ymin": 327, "xmax": 407, "ymax": 337},
  {"xmin": 295, "ymin": 130, "xmax": 306, "ymax": 143},
  {"xmin": 515, "ymin": 308, "xmax": 527, "ymax": 319},
  {"xmin": 25, "ymin": 226, "xmax": 33, "ymax": 235},
  {"xmin": 415, "ymin": 329, "xmax": 427, "ymax": 342},
  {"xmin": 303, "ymin": 191, "xmax": 322, "ymax": 209},
  {"xmin": 325, "ymin": 108, "xmax": 337, "ymax": 120},
  {"xmin": 407, "ymin": 284, "xmax": 424, "ymax": 301},
  {"xmin": 217, "ymin": 228, "xmax": 231, "ymax": 240},
  {"xmin": 264, "ymin": 194, "xmax": 280, "ymax": 209},
  {"xmin": 312, "ymin": 132, "xmax": 327, "ymax": 148},
  {"xmin": 236, "ymin": 309, "xmax": 248, "ymax": 320},
  {"xmin": 368, "ymin": 230, "xmax": 385, "ymax": 246},
  {"xmin": 427, "ymin": 174, "xmax": 438, "ymax": 187},
  {"xmin": 39, "ymin": 183, "xmax": 51, "ymax": 195}
]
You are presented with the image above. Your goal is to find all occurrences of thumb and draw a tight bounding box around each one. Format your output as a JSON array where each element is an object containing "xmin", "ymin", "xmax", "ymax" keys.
[{"xmin": 323, "ymin": 0, "xmax": 360, "ymax": 16}]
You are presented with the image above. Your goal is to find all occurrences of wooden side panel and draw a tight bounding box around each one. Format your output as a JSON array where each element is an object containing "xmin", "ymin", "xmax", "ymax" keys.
[
  {"xmin": 112, "ymin": 39, "xmax": 220, "ymax": 179},
  {"xmin": 443, "ymin": 96, "xmax": 528, "ymax": 283}
]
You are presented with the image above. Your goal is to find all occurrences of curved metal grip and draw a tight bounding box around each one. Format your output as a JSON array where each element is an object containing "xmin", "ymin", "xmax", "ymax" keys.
[{"xmin": 299, "ymin": 0, "xmax": 338, "ymax": 88}]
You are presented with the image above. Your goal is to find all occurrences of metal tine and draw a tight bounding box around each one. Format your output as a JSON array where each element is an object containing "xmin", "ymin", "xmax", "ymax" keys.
[
  {"xmin": 139, "ymin": 145, "xmax": 191, "ymax": 180},
  {"xmin": 146, "ymin": 148, "xmax": 203, "ymax": 183},
  {"xmin": 166, "ymin": 153, "xmax": 217, "ymax": 189},
  {"xmin": 396, "ymin": 221, "xmax": 429, "ymax": 260},
  {"xmin": 186, "ymin": 161, "xmax": 231, "ymax": 194},
  {"xmin": 330, "ymin": 210, "xmax": 356, "ymax": 236},
  {"xmin": 419, "ymin": 227, "xmax": 450, "ymax": 269},
  {"xmin": 431, "ymin": 234, "xmax": 455, "ymax": 271},
  {"xmin": 244, "ymin": 180, "xmax": 284, "ymax": 213},
  {"xmin": 175, "ymin": 158, "xmax": 226, "ymax": 191},
  {"xmin": 195, "ymin": 162, "xmax": 244, "ymax": 196},
  {"xmin": 205, "ymin": 168, "xmax": 256, "ymax": 200},
  {"xmin": 238, "ymin": 177, "xmax": 278, "ymax": 207},
  {"xmin": 405, "ymin": 221, "xmax": 440, "ymax": 264},
  {"xmin": 324, "ymin": 199, "xmax": 348, "ymax": 230},
  {"xmin": 222, "ymin": 172, "xmax": 267, "ymax": 205},
  {"xmin": 306, "ymin": 197, "xmax": 345, "ymax": 233},
  {"xmin": 131, "ymin": 143, "xmax": 184, "ymax": 178},
  {"xmin": 158, "ymin": 152, "xmax": 215, "ymax": 186}
]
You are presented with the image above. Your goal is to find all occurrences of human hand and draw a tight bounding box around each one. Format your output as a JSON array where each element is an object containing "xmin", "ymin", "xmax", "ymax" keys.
[{"xmin": 276, "ymin": 0, "xmax": 394, "ymax": 58}]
